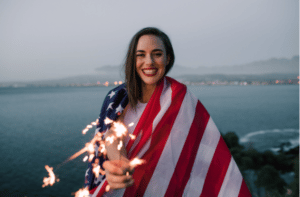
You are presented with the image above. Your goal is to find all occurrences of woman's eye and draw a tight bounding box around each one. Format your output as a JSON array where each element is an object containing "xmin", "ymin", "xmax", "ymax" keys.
[
  {"xmin": 154, "ymin": 53, "xmax": 162, "ymax": 57},
  {"xmin": 136, "ymin": 54, "xmax": 145, "ymax": 57}
]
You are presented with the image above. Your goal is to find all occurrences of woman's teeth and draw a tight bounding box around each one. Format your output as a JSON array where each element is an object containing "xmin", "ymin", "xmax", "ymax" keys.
[{"xmin": 143, "ymin": 69, "xmax": 157, "ymax": 75}]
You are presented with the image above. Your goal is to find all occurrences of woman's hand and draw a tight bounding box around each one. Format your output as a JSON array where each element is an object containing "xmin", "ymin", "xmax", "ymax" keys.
[{"xmin": 103, "ymin": 159, "xmax": 134, "ymax": 190}]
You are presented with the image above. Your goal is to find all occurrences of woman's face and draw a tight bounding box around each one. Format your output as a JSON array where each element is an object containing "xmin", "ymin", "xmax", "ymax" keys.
[{"xmin": 135, "ymin": 35, "xmax": 169, "ymax": 90}]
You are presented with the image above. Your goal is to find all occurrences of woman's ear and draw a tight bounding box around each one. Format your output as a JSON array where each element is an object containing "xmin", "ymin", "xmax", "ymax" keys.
[{"xmin": 167, "ymin": 55, "xmax": 170, "ymax": 65}]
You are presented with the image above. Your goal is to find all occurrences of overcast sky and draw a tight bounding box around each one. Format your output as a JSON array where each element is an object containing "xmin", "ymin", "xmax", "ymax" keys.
[{"xmin": 0, "ymin": 0, "xmax": 298, "ymax": 82}]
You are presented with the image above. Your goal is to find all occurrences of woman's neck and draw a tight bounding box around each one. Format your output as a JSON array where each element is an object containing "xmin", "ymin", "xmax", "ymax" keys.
[{"xmin": 140, "ymin": 83, "xmax": 156, "ymax": 103}]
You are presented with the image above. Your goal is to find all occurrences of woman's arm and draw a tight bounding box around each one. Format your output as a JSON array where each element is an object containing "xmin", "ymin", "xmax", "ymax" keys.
[{"xmin": 103, "ymin": 106, "xmax": 134, "ymax": 190}]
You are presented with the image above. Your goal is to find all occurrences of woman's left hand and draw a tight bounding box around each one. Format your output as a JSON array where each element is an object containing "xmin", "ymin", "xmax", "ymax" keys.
[{"xmin": 103, "ymin": 159, "xmax": 134, "ymax": 190}]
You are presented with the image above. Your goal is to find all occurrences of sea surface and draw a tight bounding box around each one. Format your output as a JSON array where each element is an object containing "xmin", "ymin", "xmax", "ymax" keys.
[{"xmin": 0, "ymin": 85, "xmax": 298, "ymax": 197}]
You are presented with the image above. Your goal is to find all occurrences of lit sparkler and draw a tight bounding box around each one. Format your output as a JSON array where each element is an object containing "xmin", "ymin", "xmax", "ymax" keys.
[
  {"xmin": 129, "ymin": 158, "xmax": 146, "ymax": 168},
  {"xmin": 42, "ymin": 165, "xmax": 59, "ymax": 187},
  {"xmin": 104, "ymin": 117, "xmax": 113, "ymax": 125},
  {"xmin": 74, "ymin": 187, "xmax": 89, "ymax": 197},
  {"xmin": 43, "ymin": 116, "xmax": 143, "ymax": 195}
]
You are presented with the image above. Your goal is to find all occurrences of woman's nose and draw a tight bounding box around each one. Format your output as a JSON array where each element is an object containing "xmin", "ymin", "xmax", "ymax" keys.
[{"xmin": 145, "ymin": 55, "xmax": 154, "ymax": 65}]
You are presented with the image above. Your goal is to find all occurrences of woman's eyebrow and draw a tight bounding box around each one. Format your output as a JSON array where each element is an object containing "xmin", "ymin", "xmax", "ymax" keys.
[{"xmin": 136, "ymin": 49, "xmax": 163, "ymax": 53}]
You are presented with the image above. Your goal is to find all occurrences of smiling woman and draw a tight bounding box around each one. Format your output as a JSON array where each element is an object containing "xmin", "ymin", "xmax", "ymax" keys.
[{"xmin": 85, "ymin": 27, "xmax": 251, "ymax": 197}]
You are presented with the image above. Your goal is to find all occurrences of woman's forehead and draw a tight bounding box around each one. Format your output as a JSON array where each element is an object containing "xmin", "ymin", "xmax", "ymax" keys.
[{"xmin": 136, "ymin": 35, "xmax": 165, "ymax": 51}]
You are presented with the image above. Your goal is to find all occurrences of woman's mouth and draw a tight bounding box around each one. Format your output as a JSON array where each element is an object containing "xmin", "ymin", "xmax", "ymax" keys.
[{"xmin": 142, "ymin": 68, "xmax": 158, "ymax": 76}]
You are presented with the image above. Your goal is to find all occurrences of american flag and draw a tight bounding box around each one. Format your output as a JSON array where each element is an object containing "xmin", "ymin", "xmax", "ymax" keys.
[{"xmin": 86, "ymin": 77, "xmax": 251, "ymax": 197}]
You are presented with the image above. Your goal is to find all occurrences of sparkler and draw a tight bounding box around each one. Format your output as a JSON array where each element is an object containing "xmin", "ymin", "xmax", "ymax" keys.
[
  {"xmin": 42, "ymin": 165, "xmax": 59, "ymax": 188},
  {"xmin": 42, "ymin": 117, "xmax": 145, "ymax": 196},
  {"xmin": 73, "ymin": 187, "xmax": 89, "ymax": 197}
]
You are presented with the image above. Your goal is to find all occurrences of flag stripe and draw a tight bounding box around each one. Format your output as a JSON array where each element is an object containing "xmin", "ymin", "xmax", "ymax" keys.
[
  {"xmin": 182, "ymin": 118, "xmax": 220, "ymax": 196},
  {"xmin": 200, "ymin": 137, "xmax": 232, "ymax": 197},
  {"xmin": 238, "ymin": 179, "xmax": 252, "ymax": 197},
  {"xmin": 217, "ymin": 157, "xmax": 243, "ymax": 197},
  {"xmin": 144, "ymin": 89, "xmax": 198, "ymax": 197},
  {"xmin": 89, "ymin": 77, "xmax": 251, "ymax": 197},
  {"xmin": 123, "ymin": 80, "xmax": 187, "ymax": 196},
  {"xmin": 164, "ymin": 100, "xmax": 210, "ymax": 197},
  {"xmin": 126, "ymin": 79, "xmax": 164, "ymax": 157}
]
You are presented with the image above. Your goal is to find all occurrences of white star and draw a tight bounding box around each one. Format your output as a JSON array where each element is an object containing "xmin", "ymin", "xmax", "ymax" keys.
[
  {"xmin": 94, "ymin": 175, "xmax": 103, "ymax": 185},
  {"xmin": 85, "ymin": 168, "xmax": 90, "ymax": 177},
  {"xmin": 115, "ymin": 104, "xmax": 124, "ymax": 114},
  {"xmin": 108, "ymin": 91, "xmax": 115, "ymax": 99},
  {"xmin": 107, "ymin": 102, "xmax": 114, "ymax": 111}
]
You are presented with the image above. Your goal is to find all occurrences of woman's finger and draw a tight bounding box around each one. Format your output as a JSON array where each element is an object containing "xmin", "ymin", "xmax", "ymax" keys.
[
  {"xmin": 106, "ymin": 172, "xmax": 133, "ymax": 184},
  {"xmin": 108, "ymin": 179, "xmax": 134, "ymax": 190},
  {"xmin": 103, "ymin": 161, "xmax": 124, "ymax": 175},
  {"xmin": 103, "ymin": 160, "xmax": 131, "ymax": 175}
]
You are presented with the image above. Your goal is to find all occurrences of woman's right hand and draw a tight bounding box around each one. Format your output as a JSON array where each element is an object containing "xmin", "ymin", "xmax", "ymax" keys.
[{"xmin": 103, "ymin": 159, "xmax": 134, "ymax": 190}]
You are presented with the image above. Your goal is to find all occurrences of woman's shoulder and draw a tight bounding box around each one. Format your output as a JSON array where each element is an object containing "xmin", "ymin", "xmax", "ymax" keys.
[{"xmin": 104, "ymin": 83, "xmax": 127, "ymax": 101}]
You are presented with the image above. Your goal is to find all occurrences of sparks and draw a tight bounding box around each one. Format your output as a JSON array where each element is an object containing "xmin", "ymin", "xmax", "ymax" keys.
[
  {"xmin": 83, "ymin": 155, "xmax": 88, "ymax": 162},
  {"xmin": 42, "ymin": 165, "xmax": 58, "ymax": 188},
  {"xmin": 128, "ymin": 122, "xmax": 134, "ymax": 127},
  {"xmin": 89, "ymin": 154, "xmax": 95, "ymax": 162},
  {"xmin": 130, "ymin": 158, "xmax": 146, "ymax": 168},
  {"xmin": 74, "ymin": 187, "xmax": 89, "ymax": 197},
  {"xmin": 105, "ymin": 185, "xmax": 110, "ymax": 192},
  {"xmin": 82, "ymin": 128, "xmax": 89, "ymax": 135},
  {"xmin": 117, "ymin": 141, "xmax": 123, "ymax": 150},
  {"xmin": 113, "ymin": 122, "xmax": 127, "ymax": 137},
  {"xmin": 129, "ymin": 134, "xmax": 136, "ymax": 140},
  {"xmin": 104, "ymin": 117, "xmax": 113, "ymax": 125},
  {"xmin": 86, "ymin": 125, "xmax": 93, "ymax": 129},
  {"xmin": 105, "ymin": 136, "xmax": 115, "ymax": 144}
]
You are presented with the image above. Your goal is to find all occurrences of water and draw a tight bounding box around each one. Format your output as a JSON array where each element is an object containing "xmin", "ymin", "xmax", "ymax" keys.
[{"xmin": 0, "ymin": 85, "xmax": 298, "ymax": 196}]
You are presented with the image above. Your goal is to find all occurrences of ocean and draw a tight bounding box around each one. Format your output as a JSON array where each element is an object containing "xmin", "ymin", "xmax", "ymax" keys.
[{"xmin": 0, "ymin": 85, "xmax": 298, "ymax": 196}]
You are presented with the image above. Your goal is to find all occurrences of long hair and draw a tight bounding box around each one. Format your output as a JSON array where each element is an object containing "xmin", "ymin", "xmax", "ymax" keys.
[{"xmin": 124, "ymin": 27, "xmax": 175, "ymax": 108}]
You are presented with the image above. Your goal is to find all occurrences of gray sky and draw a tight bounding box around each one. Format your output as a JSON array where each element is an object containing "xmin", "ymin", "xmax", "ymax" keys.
[{"xmin": 0, "ymin": 0, "xmax": 298, "ymax": 82}]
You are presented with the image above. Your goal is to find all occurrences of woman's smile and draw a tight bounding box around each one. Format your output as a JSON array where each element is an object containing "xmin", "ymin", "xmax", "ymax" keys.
[
  {"xmin": 135, "ymin": 34, "xmax": 169, "ymax": 90},
  {"xmin": 141, "ymin": 67, "xmax": 158, "ymax": 76}
]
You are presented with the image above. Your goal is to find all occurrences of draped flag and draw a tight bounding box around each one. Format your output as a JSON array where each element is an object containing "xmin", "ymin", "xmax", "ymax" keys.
[{"xmin": 86, "ymin": 77, "xmax": 251, "ymax": 197}]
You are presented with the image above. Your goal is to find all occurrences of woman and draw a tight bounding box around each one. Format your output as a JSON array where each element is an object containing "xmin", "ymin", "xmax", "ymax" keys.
[{"xmin": 85, "ymin": 27, "xmax": 251, "ymax": 197}]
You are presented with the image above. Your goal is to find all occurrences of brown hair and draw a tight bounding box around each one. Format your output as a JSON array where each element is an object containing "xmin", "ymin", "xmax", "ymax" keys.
[{"xmin": 124, "ymin": 27, "xmax": 175, "ymax": 108}]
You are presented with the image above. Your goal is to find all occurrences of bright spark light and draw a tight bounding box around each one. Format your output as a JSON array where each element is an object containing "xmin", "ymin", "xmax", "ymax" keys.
[
  {"xmin": 93, "ymin": 165, "xmax": 101, "ymax": 178},
  {"xmin": 42, "ymin": 165, "xmax": 58, "ymax": 188},
  {"xmin": 83, "ymin": 156, "xmax": 88, "ymax": 162},
  {"xmin": 130, "ymin": 158, "xmax": 145, "ymax": 168},
  {"xmin": 105, "ymin": 136, "xmax": 115, "ymax": 144},
  {"xmin": 104, "ymin": 117, "xmax": 113, "ymax": 125},
  {"xmin": 89, "ymin": 154, "xmax": 95, "ymax": 162},
  {"xmin": 87, "ymin": 125, "xmax": 93, "ymax": 129},
  {"xmin": 113, "ymin": 122, "xmax": 127, "ymax": 137},
  {"xmin": 91, "ymin": 122, "xmax": 97, "ymax": 126},
  {"xmin": 74, "ymin": 187, "xmax": 89, "ymax": 197},
  {"xmin": 105, "ymin": 185, "xmax": 110, "ymax": 192},
  {"xmin": 117, "ymin": 141, "xmax": 123, "ymax": 150},
  {"xmin": 129, "ymin": 134, "xmax": 136, "ymax": 140},
  {"xmin": 99, "ymin": 144, "xmax": 106, "ymax": 153},
  {"xmin": 118, "ymin": 81, "xmax": 123, "ymax": 85},
  {"xmin": 82, "ymin": 128, "xmax": 89, "ymax": 135},
  {"xmin": 128, "ymin": 122, "xmax": 134, "ymax": 127}
]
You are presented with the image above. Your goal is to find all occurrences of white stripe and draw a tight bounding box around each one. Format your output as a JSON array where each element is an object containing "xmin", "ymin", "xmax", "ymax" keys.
[
  {"xmin": 134, "ymin": 79, "xmax": 172, "ymax": 159},
  {"xmin": 152, "ymin": 78, "xmax": 171, "ymax": 132},
  {"xmin": 183, "ymin": 118, "xmax": 221, "ymax": 197},
  {"xmin": 218, "ymin": 157, "xmax": 243, "ymax": 197},
  {"xmin": 144, "ymin": 90, "xmax": 198, "ymax": 196},
  {"xmin": 103, "ymin": 188, "xmax": 125, "ymax": 197},
  {"xmin": 91, "ymin": 178, "xmax": 106, "ymax": 197}
]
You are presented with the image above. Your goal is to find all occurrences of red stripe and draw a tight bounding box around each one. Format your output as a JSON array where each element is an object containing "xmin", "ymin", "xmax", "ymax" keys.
[
  {"xmin": 126, "ymin": 78, "xmax": 164, "ymax": 157},
  {"xmin": 123, "ymin": 78, "xmax": 187, "ymax": 197},
  {"xmin": 164, "ymin": 101, "xmax": 210, "ymax": 197},
  {"xmin": 238, "ymin": 179, "xmax": 252, "ymax": 197},
  {"xmin": 200, "ymin": 137, "xmax": 232, "ymax": 197}
]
